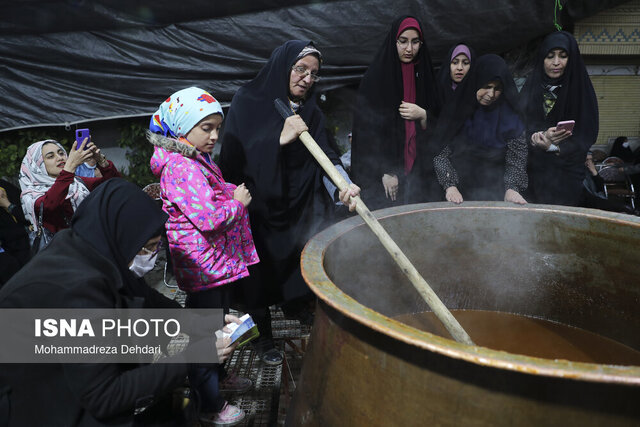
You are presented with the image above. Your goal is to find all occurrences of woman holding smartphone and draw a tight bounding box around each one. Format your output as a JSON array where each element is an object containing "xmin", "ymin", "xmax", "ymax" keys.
[
  {"xmin": 19, "ymin": 138, "xmax": 119, "ymax": 234},
  {"xmin": 519, "ymin": 31, "xmax": 599, "ymax": 206}
]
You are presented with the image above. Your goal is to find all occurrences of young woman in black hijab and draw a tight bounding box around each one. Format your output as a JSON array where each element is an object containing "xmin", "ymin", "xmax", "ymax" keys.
[
  {"xmin": 436, "ymin": 43, "xmax": 475, "ymax": 104},
  {"xmin": 219, "ymin": 40, "xmax": 359, "ymax": 361},
  {"xmin": 432, "ymin": 54, "xmax": 528, "ymax": 204},
  {"xmin": 0, "ymin": 179, "xmax": 236, "ymax": 426},
  {"xmin": 519, "ymin": 31, "xmax": 599, "ymax": 206},
  {"xmin": 350, "ymin": 15, "xmax": 441, "ymax": 209}
]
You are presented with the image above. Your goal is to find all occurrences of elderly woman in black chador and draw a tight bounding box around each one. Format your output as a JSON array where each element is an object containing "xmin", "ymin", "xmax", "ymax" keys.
[
  {"xmin": 219, "ymin": 40, "xmax": 359, "ymax": 363},
  {"xmin": 519, "ymin": 31, "xmax": 599, "ymax": 206},
  {"xmin": 436, "ymin": 43, "xmax": 475, "ymax": 104},
  {"xmin": 432, "ymin": 54, "xmax": 528, "ymax": 204},
  {"xmin": 350, "ymin": 15, "xmax": 441, "ymax": 209}
]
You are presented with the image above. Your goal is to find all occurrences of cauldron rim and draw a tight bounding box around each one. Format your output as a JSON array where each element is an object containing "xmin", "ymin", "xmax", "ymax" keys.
[{"xmin": 301, "ymin": 202, "xmax": 640, "ymax": 386}]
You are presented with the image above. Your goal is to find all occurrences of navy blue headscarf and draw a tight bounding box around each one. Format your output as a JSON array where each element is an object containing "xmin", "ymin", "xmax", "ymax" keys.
[{"xmin": 433, "ymin": 54, "xmax": 524, "ymax": 152}]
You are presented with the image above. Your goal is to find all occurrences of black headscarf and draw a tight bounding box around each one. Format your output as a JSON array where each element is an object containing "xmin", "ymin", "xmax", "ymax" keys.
[
  {"xmin": 71, "ymin": 178, "xmax": 167, "ymax": 289},
  {"xmin": 436, "ymin": 43, "xmax": 476, "ymax": 103},
  {"xmin": 518, "ymin": 31, "xmax": 599, "ymax": 161},
  {"xmin": 220, "ymin": 39, "xmax": 339, "ymax": 221},
  {"xmin": 350, "ymin": 15, "xmax": 440, "ymax": 205},
  {"xmin": 432, "ymin": 54, "xmax": 523, "ymax": 153},
  {"xmin": 219, "ymin": 40, "xmax": 340, "ymax": 303},
  {"xmin": 610, "ymin": 136, "xmax": 633, "ymax": 162}
]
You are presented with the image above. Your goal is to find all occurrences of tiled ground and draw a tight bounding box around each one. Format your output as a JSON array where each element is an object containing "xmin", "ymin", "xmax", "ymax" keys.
[{"xmin": 147, "ymin": 253, "xmax": 309, "ymax": 426}]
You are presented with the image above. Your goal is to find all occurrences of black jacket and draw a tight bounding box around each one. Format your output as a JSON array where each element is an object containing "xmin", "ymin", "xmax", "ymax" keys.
[{"xmin": 0, "ymin": 223, "xmax": 187, "ymax": 426}]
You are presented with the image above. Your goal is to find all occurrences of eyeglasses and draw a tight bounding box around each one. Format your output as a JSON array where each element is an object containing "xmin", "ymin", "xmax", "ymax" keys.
[
  {"xmin": 396, "ymin": 38, "xmax": 423, "ymax": 49},
  {"xmin": 140, "ymin": 240, "xmax": 163, "ymax": 257},
  {"xmin": 291, "ymin": 65, "xmax": 320, "ymax": 82}
]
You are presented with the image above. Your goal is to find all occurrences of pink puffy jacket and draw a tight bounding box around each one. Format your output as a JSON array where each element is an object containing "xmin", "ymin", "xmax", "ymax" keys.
[{"xmin": 150, "ymin": 142, "xmax": 259, "ymax": 293}]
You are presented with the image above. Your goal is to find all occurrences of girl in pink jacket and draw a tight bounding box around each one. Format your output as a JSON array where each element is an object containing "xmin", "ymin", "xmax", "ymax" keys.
[{"xmin": 148, "ymin": 87, "xmax": 258, "ymax": 426}]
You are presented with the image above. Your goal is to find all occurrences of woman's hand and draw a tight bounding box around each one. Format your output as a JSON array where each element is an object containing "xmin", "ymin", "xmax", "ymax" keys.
[
  {"xmin": 532, "ymin": 126, "xmax": 571, "ymax": 150},
  {"xmin": 585, "ymin": 154, "xmax": 598, "ymax": 176},
  {"xmin": 280, "ymin": 115, "xmax": 308, "ymax": 146},
  {"xmin": 504, "ymin": 189, "xmax": 527, "ymax": 205},
  {"xmin": 224, "ymin": 314, "xmax": 242, "ymax": 325},
  {"xmin": 382, "ymin": 174, "xmax": 399, "ymax": 201},
  {"xmin": 86, "ymin": 141, "xmax": 109, "ymax": 168},
  {"xmin": 399, "ymin": 102, "xmax": 426, "ymax": 122},
  {"xmin": 530, "ymin": 131, "xmax": 552, "ymax": 150},
  {"xmin": 445, "ymin": 186, "xmax": 463, "ymax": 204},
  {"xmin": 233, "ymin": 183, "xmax": 252, "ymax": 207},
  {"xmin": 215, "ymin": 336, "xmax": 237, "ymax": 362},
  {"xmin": 338, "ymin": 183, "xmax": 361, "ymax": 212},
  {"xmin": 216, "ymin": 314, "xmax": 243, "ymax": 362},
  {"xmin": 399, "ymin": 102, "xmax": 427, "ymax": 129},
  {"xmin": 63, "ymin": 138, "xmax": 95, "ymax": 174},
  {"xmin": 543, "ymin": 126, "xmax": 572, "ymax": 144}
]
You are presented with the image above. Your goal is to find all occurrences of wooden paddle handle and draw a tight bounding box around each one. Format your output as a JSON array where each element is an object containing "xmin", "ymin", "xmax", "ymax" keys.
[{"xmin": 297, "ymin": 130, "xmax": 474, "ymax": 345}]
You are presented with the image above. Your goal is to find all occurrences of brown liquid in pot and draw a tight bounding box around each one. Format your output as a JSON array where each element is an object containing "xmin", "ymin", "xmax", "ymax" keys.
[{"xmin": 394, "ymin": 310, "xmax": 640, "ymax": 366}]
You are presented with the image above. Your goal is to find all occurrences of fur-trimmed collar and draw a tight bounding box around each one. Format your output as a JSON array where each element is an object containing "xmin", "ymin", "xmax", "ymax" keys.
[{"xmin": 146, "ymin": 131, "xmax": 198, "ymax": 159}]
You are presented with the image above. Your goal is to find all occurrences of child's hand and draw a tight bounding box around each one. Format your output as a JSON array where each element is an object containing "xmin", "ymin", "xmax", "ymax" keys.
[{"xmin": 233, "ymin": 183, "xmax": 252, "ymax": 207}]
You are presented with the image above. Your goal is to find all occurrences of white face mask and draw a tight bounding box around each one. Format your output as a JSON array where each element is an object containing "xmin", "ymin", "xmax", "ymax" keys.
[{"xmin": 129, "ymin": 253, "xmax": 158, "ymax": 278}]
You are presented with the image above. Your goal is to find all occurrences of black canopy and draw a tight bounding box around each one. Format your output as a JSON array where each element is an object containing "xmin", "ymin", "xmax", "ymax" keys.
[{"xmin": 0, "ymin": 0, "xmax": 626, "ymax": 131}]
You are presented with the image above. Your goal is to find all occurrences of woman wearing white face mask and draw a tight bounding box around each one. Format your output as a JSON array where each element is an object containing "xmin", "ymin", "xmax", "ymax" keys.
[
  {"xmin": 0, "ymin": 178, "xmax": 240, "ymax": 426},
  {"xmin": 129, "ymin": 238, "xmax": 162, "ymax": 278}
]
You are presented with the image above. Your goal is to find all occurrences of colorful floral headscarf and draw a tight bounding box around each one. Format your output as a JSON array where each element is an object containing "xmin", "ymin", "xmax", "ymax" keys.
[{"xmin": 149, "ymin": 87, "xmax": 224, "ymax": 137}]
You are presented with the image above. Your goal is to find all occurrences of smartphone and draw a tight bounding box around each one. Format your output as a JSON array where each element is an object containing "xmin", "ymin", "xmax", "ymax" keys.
[
  {"xmin": 75, "ymin": 128, "xmax": 91, "ymax": 150},
  {"xmin": 556, "ymin": 120, "xmax": 575, "ymax": 133}
]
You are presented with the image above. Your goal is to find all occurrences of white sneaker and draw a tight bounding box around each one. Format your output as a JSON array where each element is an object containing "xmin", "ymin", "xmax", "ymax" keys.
[{"xmin": 199, "ymin": 401, "xmax": 245, "ymax": 426}]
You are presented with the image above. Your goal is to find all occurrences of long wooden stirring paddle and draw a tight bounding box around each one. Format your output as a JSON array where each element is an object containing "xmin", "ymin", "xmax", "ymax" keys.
[{"xmin": 274, "ymin": 98, "xmax": 474, "ymax": 345}]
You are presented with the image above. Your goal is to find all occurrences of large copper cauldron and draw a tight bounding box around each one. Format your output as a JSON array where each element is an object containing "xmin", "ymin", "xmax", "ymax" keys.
[{"xmin": 288, "ymin": 202, "xmax": 640, "ymax": 426}]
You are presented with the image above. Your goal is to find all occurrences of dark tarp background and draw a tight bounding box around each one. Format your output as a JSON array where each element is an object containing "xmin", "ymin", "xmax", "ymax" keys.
[{"xmin": 0, "ymin": 0, "xmax": 628, "ymax": 131}]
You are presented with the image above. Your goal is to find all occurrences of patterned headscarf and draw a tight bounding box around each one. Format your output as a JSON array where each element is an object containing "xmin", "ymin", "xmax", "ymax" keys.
[
  {"xmin": 19, "ymin": 140, "xmax": 90, "ymax": 227},
  {"xmin": 149, "ymin": 87, "xmax": 224, "ymax": 138},
  {"xmin": 295, "ymin": 44, "xmax": 323, "ymax": 63}
]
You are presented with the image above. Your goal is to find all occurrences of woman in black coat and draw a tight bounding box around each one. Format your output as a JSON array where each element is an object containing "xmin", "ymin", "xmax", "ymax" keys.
[
  {"xmin": 432, "ymin": 54, "xmax": 528, "ymax": 204},
  {"xmin": 219, "ymin": 40, "xmax": 359, "ymax": 361},
  {"xmin": 519, "ymin": 31, "xmax": 599, "ymax": 206},
  {"xmin": 350, "ymin": 15, "xmax": 441, "ymax": 209},
  {"xmin": 0, "ymin": 179, "xmax": 231, "ymax": 426}
]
